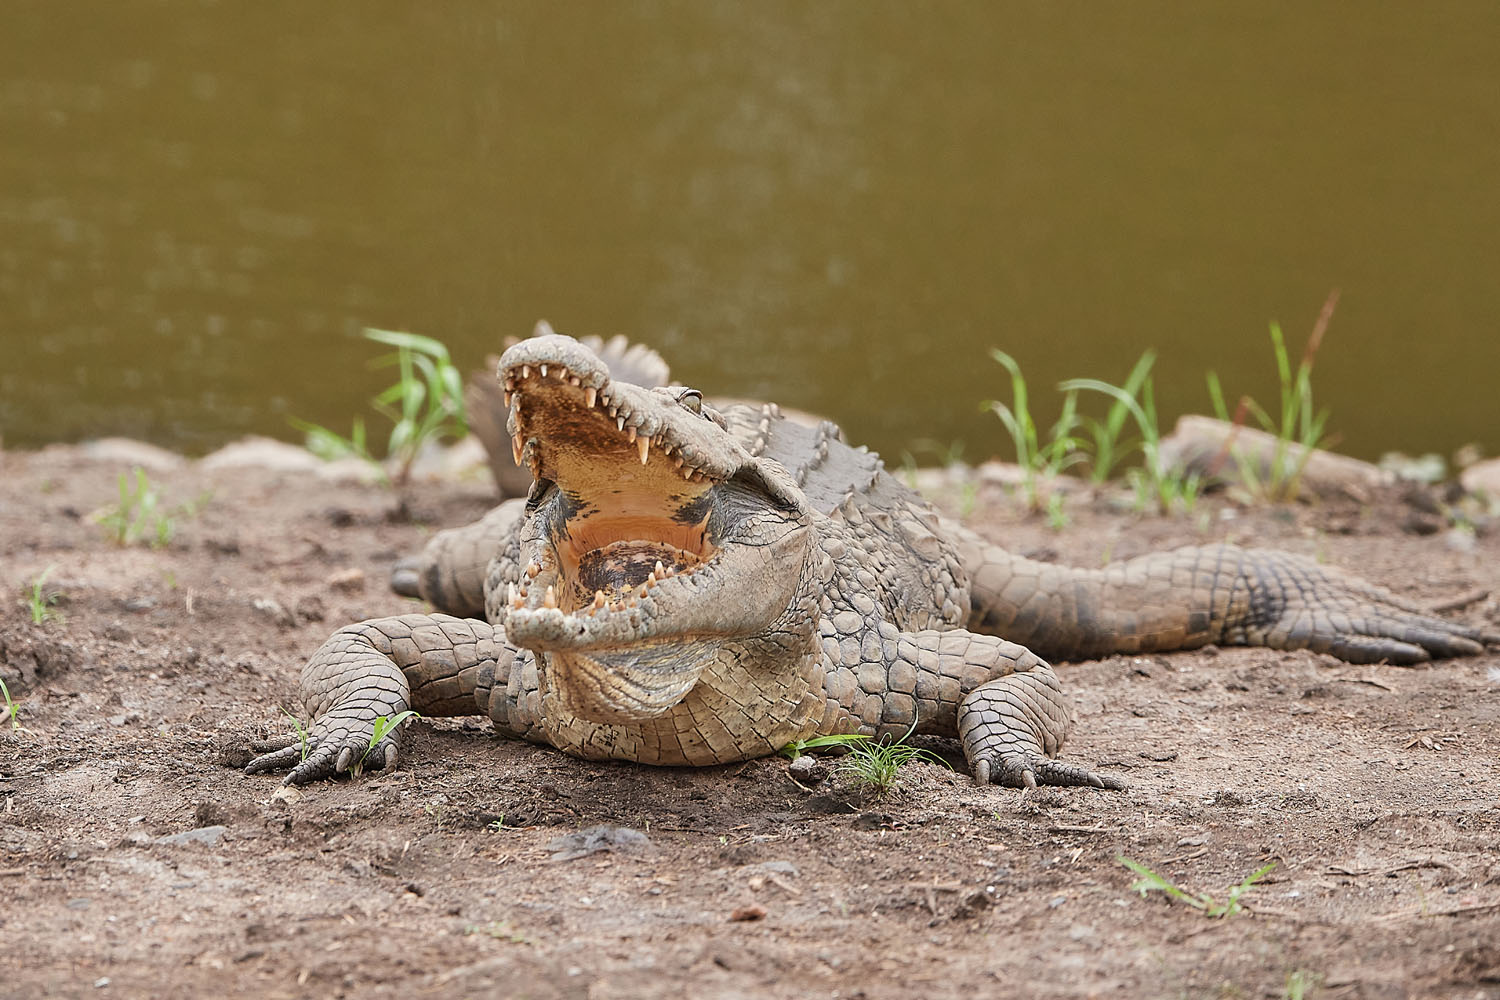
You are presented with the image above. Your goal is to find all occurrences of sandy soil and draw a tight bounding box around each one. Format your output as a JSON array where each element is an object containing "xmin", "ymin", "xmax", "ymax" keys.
[{"xmin": 1, "ymin": 442, "xmax": 1498, "ymax": 1000}]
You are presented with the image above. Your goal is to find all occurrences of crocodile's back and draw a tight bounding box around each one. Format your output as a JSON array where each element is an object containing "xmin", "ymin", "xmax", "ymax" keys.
[
  {"xmin": 719, "ymin": 402, "xmax": 967, "ymax": 630},
  {"xmin": 719, "ymin": 402, "xmax": 897, "ymax": 515}
]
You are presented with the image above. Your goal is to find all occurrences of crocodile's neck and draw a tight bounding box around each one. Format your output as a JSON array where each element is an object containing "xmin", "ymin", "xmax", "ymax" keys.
[{"xmin": 534, "ymin": 630, "xmax": 828, "ymax": 765}]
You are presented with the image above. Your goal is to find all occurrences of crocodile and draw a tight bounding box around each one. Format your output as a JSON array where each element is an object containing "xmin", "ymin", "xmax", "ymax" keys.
[{"xmin": 246, "ymin": 328, "xmax": 1497, "ymax": 788}]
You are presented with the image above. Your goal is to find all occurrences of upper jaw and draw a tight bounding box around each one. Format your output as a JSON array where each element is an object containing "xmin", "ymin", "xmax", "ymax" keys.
[{"xmin": 498, "ymin": 334, "xmax": 735, "ymax": 487}]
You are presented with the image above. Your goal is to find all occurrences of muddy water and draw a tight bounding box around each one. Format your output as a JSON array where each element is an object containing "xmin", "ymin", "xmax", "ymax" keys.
[{"xmin": 2, "ymin": 3, "xmax": 1497, "ymax": 464}]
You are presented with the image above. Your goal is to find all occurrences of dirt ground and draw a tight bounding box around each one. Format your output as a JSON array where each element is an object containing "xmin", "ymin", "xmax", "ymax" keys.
[{"xmin": 2, "ymin": 441, "xmax": 1498, "ymax": 1000}]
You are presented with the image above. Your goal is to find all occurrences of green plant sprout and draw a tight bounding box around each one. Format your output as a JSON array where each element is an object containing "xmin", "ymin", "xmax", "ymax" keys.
[
  {"xmin": 0, "ymin": 677, "xmax": 27, "ymax": 733},
  {"xmin": 1072, "ymin": 348, "xmax": 1158, "ymax": 484},
  {"xmin": 92, "ymin": 467, "xmax": 175, "ymax": 547},
  {"xmin": 1283, "ymin": 969, "xmax": 1321, "ymax": 1000},
  {"xmin": 351, "ymin": 710, "xmax": 421, "ymax": 776},
  {"xmin": 1117, "ymin": 856, "xmax": 1276, "ymax": 918},
  {"xmin": 1207, "ymin": 291, "xmax": 1338, "ymax": 502},
  {"xmin": 1044, "ymin": 491, "xmax": 1069, "ymax": 531},
  {"xmin": 462, "ymin": 921, "xmax": 528, "ymax": 944},
  {"xmin": 779, "ymin": 732, "xmax": 873, "ymax": 760},
  {"xmin": 293, "ymin": 328, "xmax": 468, "ymax": 486},
  {"xmin": 25, "ymin": 565, "xmax": 62, "ymax": 625},
  {"xmin": 782, "ymin": 721, "xmax": 949, "ymax": 796},
  {"xmin": 897, "ymin": 440, "xmax": 980, "ymax": 518},
  {"xmin": 279, "ymin": 706, "xmax": 310, "ymax": 763},
  {"xmin": 983, "ymin": 349, "xmax": 1086, "ymax": 510}
]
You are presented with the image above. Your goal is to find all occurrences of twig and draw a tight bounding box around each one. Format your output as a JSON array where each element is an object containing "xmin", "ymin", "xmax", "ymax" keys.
[
  {"xmin": 1375, "ymin": 899, "xmax": 1500, "ymax": 922},
  {"xmin": 1427, "ymin": 588, "xmax": 1490, "ymax": 614},
  {"xmin": 1048, "ymin": 824, "xmax": 1109, "ymax": 834},
  {"xmin": 1328, "ymin": 858, "xmax": 1462, "ymax": 877},
  {"xmin": 1331, "ymin": 676, "xmax": 1395, "ymax": 693}
]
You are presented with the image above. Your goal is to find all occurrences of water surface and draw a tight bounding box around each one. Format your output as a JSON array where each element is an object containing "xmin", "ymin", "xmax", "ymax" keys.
[{"xmin": 3, "ymin": 3, "xmax": 1497, "ymax": 466}]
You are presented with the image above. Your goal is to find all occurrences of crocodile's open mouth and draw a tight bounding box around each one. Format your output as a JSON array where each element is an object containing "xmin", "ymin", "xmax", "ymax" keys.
[
  {"xmin": 499, "ymin": 358, "xmax": 726, "ymax": 622},
  {"xmin": 492, "ymin": 334, "xmax": 812, "ymax": 724}
]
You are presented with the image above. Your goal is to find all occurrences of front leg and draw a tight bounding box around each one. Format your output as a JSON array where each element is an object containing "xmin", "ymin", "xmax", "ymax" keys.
[
  {"xmin": 246, "ymin": 614, "xmax": 518, "ymax": 784},
  {"xmin": 820, "ymin": 622, "xmax": 1123, "ymax": 789}
]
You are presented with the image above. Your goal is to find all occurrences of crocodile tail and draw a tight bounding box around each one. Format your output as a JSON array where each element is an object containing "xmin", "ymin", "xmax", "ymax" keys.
[
  {"xmin": 465, "ymin": 322, "xmax": 672, "ymax": 496},
  {"xmin": 951, "ymin": 520, "xmax": 1493, "ymax": 664}
]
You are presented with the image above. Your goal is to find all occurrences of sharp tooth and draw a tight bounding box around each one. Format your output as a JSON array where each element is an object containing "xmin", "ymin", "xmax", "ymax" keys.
[
  {"xmin": 584, "ymin": 386, "xmax": 597, "ymax": 408},
  {"xmin": 511, "ymin": 434, "xmax": 524, "ymax": 465},
  {"xmin": 569, "ymin": 375, "xmax": 581, "ymax": 387},
  {"xmin": 522, "ymin": 365, "xmax": 531, "ymax": 379},
  {"xmin": 507, "ymin": 582, "xmax": 517, "ymax": 604},
  {"xmin": 616, "ymin": 416, "xmax": 625, "ymax": 431},
  {"xmin": 682, "ymin": 466, "xmax": 693, "ymax": 480},
  {"xmin": 637, "ymin": 582, "xmax": 649, "ymax": 598},
  {"xmin": 654, "ymin": 561, "xmax": 666, "ymax": 579},
  {"xmin": 526, "ymin": 561, "xmax": 540, "ymax": 579},
  {"xmin": 503, "ymin": 390, "xmax": 512, "ymax": 408},
  {"xmin": 626, "ymin": 426, "xmax": 637, "ymax": 443},
  {"xmin": 644, "ymin": 575, "xmax": 656, "ymax": 590},
  {"xmin": 556, "ymin": 365, "xmax": 568, "ymax": 379},
  {"xmin": 674, "ymin": 456, "xmax": 684, "ymax": 468},
  {"xmin": 593, "ymin": 590, "xmax": 606, "ymax": 610},
  {"xmin": 543, "ymin": 585, "xmax": 557, "ymax": 609},
  {"xmin": 637, "ymin": 436, "xmax": 650, "ymax": 465},
  {"xmin": 539, "ymin": 364, "xmax": 548, "ymax": 378}
]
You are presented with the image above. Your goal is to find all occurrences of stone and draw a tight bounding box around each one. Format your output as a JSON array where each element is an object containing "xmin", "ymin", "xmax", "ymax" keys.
[{"xmin": 155, "ymin": 825, "xmax": 227, "ymax": 847}]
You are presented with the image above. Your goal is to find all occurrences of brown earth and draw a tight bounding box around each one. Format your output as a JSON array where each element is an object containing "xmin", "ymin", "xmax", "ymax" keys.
[{"xmin": 2, "ymin": 443, "xmax": 1498, "ymax": 1000}]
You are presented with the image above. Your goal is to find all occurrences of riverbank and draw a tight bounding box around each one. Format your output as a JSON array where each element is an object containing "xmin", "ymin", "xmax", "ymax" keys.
[{"xmin": 1, "ymin": 438, "xmax": 1497, "ymax": 999}]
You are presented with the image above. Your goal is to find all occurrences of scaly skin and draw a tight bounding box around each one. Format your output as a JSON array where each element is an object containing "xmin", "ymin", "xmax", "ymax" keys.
[{"xmin": 248, "ymin": 328, "xmax": 1496, "ymax": 788}]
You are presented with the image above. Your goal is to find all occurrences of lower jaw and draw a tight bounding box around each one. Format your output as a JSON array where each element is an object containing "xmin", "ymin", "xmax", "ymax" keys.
[{"xmin": 541, "ymin": 649, "xmax": 706, "ymax": 724}]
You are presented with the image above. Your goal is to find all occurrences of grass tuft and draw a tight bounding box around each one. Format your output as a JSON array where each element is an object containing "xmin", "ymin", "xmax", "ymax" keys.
[
  {"xmin": 1061, "ymin": 351, "xmax": 1204, "ymax": 516},
  {"xmin": 25, "ymin": 565, "xmax": 62, "ymax": 625},
  {"xmin": 783, "ymin": 723, "xmax": 949, "ymax": 797},
  {"xmin": 89, "ymin": 469, "xmax": 209, "ymax": 548},
  {"xmin": 293, "ymin": 328, "xmax": 467, "ymax": 486},
  {"xmin": 982, "ymin": 349, "xmax": 1086, "ymax": 510},
  {"xmin": 1117, "ymin": 856, "xmax": 1275, "ymax": 918},
  {"xmin": 1206, "ymin": 290, "xmax": 1338, "ymax": 502},
  {"xmin": 92, "ymin": 467, "xmax": 172, "ymax": 547}
]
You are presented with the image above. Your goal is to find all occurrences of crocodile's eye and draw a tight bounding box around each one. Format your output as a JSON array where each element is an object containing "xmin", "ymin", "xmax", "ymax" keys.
[{"xmin": 677, "ymin": 389, "xmax": 704, "ymax": 415}]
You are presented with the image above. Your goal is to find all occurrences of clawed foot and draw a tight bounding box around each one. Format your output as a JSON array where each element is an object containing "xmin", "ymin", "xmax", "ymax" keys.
[
  {"xmin": 1244, "ymin": 552, "xmax": 1497, "ymax": 664},
  {"xmin": 959, "ymin": 667, "xmax": 1126, "ymax": 792},
  {"xmin": 245, "ymin": 706, "xmax": 406, "ymax": 785},
  {"xmin": 970, "ymin": 750, "xmax": 1127, "ymax": 790}
]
